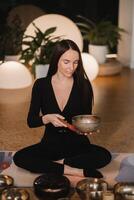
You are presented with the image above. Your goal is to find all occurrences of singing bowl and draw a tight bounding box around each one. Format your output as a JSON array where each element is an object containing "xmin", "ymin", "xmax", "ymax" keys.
[
  {"xmin": 0, "ymin": 175, "xmax": 14, "ymax": 192},
  {"xmin": 114, "ymin": 182, "xmax": 134, "ymax": 199},
  {"xmin": 1, "ymin": 188, "xmax": 29, "ymax": 200},
  {"xmin": 34, "ymin": 173, "xmax": 70, "ymax": 199},
  {"xmin": 72, "ymin": 115, "xmax": 101, "ymax": 133},
  {"xmin": 76, "ymin": 178, "xmax": 108, "ymax": 199}
]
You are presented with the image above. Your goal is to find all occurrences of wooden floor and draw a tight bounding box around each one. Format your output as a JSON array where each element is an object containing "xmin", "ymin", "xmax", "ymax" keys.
[{"xmin": 0, "ymin": 67, "xmax": 134, "ymax": 153}]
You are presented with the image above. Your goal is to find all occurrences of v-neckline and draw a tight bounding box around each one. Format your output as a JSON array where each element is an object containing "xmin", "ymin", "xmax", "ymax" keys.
[{"xmin": 50, "ymin": 76, "xmax": 75, "ymax": 113}]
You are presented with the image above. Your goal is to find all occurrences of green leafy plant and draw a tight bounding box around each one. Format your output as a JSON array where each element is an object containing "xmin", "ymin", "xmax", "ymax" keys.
[
  {"xmin": 1, "ymin": 15, "xmax": 25, "ymax": 56},
  {"xmin": 20, "ymin": 23, "xmax": 61, "ymax": 73},
  {"xmin": 76, "ymin": 15, "xmax": 126, "ymax": 50}
]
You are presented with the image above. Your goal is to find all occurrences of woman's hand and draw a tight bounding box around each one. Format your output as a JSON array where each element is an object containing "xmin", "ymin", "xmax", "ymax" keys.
[{"xmin": 42, "ymin": 114, "xmax": 67, "ymax": 127}]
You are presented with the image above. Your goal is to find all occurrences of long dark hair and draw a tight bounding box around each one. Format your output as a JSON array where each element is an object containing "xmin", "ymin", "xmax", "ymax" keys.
[
  {"xmin": 47, "ymin": 39, "xmax": 94, "ymax": 107},
  {"xmin": 47, "ymin": 39, "xmax": 84, "ymax": 79}
]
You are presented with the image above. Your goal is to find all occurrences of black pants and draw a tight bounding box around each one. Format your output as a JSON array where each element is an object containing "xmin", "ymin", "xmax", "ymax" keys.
[{"xmin": 13, "ymin": 142, "xmax": 111, "ymax": 175}]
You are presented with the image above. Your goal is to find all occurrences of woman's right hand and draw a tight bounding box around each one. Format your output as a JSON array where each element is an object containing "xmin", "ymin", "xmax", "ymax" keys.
[{"xmin": 42, "ymin": 114, "xmax": 67, "ymax": 127}]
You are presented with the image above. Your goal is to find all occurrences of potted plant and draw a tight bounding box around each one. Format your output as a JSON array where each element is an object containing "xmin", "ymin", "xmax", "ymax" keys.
[
  {"xmin": 20, "ymin": 23, "xmax": 61, "ymax": 78},
  {"xmin": 76, "ymin": 15, "xmax": 126, "ymax": 64},
  {"xmin": 1, "ymin": 15, "xmax": 25, "ymax": 61}
]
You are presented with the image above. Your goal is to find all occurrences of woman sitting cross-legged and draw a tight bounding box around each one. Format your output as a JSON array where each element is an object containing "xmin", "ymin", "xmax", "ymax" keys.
[{"xmin": 13, "ymin": 39, "xmax": 111, "ymax": 178}]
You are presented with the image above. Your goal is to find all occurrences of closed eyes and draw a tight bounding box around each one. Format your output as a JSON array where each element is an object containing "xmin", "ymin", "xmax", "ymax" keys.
[{"xmin": 63, "ymin": 60, "xmax": 79, "ymax": 64}]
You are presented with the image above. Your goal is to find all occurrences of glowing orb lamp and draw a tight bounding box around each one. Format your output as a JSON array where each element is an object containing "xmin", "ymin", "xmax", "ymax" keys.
[
  {"xmin": 7, "ymin": 4, "xmax": 45, "ymax": 29},
  {"xmin": 81, "ymin": 53, "xmax": 99, "ymax": 81},
  {"xmin": 0, "ymin": 61, "xmax": 32, "ymax": 89},
  {"xmin": 23, "ymin": 14, "xmax": 83, "ymax": 51}
]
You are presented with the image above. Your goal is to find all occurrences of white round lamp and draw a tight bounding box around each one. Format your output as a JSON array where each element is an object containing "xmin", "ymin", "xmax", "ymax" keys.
[
  {"xmin": 23, "ymin": 14, "xmax": 83, "ymax": 51},
  {"xmin": 7, "ymin": 4, "xmax": 45, "ymax": 29},
  {"xmin": 81, "ymin": 53, "xmax": 99, "ymax": 81},
  {"xmin": 0, "ymin": 61, "xmax": 32, "ymax": 89}
]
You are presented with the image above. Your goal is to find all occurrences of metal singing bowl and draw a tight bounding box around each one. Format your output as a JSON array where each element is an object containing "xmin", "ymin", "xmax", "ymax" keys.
[
  {"xmin": 0, "ymin": 175, "xmax": 14, "ymax": 192},
  {"xmin": 76, "ymin": 178, "xmax": 108, "ymax": 199},
  {"xmin": 72, "ymin": 115, "xmax": 101, "ymax": 133},
  {"xmin": 114, "ymin": 182, "xmax": 134, "ymax": 200},
  {"xmin": 1, "ymin": 188, "xmax": 29, "ymax": 200},
  {"xmin": 34, "ymin": 173, "xmax": 70, "ymax": 199}
]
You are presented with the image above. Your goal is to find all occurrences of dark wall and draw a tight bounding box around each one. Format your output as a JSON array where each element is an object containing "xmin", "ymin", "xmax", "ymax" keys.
[
  {"xmin": 0, "ymin": 0, "xmax": 119, "ymax": 24},
  {"xmin": 0, "ymin": 0, "xmax": 119, "ymax": 52}
]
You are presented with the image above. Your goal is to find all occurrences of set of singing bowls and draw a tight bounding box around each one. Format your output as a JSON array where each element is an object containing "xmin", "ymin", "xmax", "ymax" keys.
[
  {"xmin": 76, "ymin": 178, "xmax": 108, "ymax": 199},
  {"xmin": 72, "ymin": 115, "xmax": 101, "ymax": 133},
  {"xmin": 1, "ymin": 188, "xmax": 29, "ymax": 200},
  {"xmin": 0, "ymin": 175, "xmax": 29, "ymax": 199},
  {"xmin": 114, "ymin": 182, "xmax": 134, "ymax": 200}
]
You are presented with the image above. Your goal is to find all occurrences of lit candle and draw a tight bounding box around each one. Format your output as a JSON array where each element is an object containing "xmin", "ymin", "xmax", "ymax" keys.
[{"xmin": 102, "ymin": 191, "xmax": 114, "ymax": 200}]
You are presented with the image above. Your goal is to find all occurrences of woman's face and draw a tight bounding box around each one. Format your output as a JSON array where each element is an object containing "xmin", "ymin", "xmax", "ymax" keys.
[{"xmin": 57, "ymin": 49, "xmax": 79, "ymax": 78}]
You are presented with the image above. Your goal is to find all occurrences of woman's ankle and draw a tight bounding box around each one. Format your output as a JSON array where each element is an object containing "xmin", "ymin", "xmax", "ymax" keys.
[
  {"xmin": 53, "ymin": 159, "xmax": 64, "ymax": 164},
  {"xmin": 64, "ymin": 165, "xmax": 84, "ymax": 177}
]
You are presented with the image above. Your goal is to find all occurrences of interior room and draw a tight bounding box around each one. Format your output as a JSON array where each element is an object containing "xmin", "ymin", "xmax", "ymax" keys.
[{"xmin": 0, "ymin": 0, "xmax": 134, "ymax": 199}]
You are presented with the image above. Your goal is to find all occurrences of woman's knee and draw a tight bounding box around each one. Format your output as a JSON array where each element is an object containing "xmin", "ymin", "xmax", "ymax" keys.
[
  {"xmin": 105, "ymin": 149, "xmax": 112, "ymax": 164},
  {"xmin": 13, "ymin": 150, "xmax": 25, "ymax": 167},
  {"xmin": 100, "ymin": 148, "xmax": 112, "ymax": 168}
]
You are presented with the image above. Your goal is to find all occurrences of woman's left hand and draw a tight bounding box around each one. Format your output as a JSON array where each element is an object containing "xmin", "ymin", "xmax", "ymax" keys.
[{"xmin": 42, "ymin": 113, "xmax": 67, "ymax": 127}]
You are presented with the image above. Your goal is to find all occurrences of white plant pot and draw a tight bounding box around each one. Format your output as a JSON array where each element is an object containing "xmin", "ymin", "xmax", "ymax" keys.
[
  {"xmin": 88, "ymin": 44, "xmax": 108, "ymax": 64},
  {"xmin": 35, "ymin": 64, "xmax": 49, "ymax": 79}
]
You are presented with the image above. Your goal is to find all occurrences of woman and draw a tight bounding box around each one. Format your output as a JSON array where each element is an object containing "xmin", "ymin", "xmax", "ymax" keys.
[{"xmin": 13, "ymin": 39, "xmax": 111, "ymax": 178}]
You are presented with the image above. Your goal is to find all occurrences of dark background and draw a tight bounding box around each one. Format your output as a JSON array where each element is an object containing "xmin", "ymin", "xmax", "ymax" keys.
[
  {"xmin": 0, "ymin": 0, "xmax": 119, "ymax": 52},
  {"xmin": 0, "ymin": 0, "xmax": 119, "ymax": 24}
]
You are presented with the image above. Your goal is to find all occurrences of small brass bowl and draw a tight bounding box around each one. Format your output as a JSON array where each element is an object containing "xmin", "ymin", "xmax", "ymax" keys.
[
  {"xmin": 114, "ymin": 182, "xmax": 134, "ymax": 200},
  {"xmin": 1, "ymin": 188, "xmax": 29, "ymax": 200},
  {"xmin": 76, "ymin": 178, "xmax": 108, "ymax": 199},
  {"xmin": 72, "ymin": 115, "xmax": 101, "ymax": 133},
  {"xmin": 0, "ymin": 175, "xmax": 14, "ymax": 192}
]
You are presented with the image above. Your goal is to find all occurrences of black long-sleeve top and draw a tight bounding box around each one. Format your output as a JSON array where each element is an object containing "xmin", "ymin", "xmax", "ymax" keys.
[{"xmin": 27, "ymin": 76, "xmax": 93, "ymax": 150}]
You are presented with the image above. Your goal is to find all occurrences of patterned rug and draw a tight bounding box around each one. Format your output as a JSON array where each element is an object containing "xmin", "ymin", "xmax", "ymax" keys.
[{"xmin": 1, "ymin": 151, "xmax": 134, "ymax": 188}]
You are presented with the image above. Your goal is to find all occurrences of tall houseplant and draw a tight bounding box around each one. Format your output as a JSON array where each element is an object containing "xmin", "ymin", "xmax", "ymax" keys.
[
  {"xmin": 76, "ymin": 15, "xmax": 126, "ymax": 64},
  {"xmin": 20, "ymin": 23, "xmax": 61, "ymax": 78},
  {"xmin": 1, "ymin": 15, "xmax": 25, "ymax": 61}
]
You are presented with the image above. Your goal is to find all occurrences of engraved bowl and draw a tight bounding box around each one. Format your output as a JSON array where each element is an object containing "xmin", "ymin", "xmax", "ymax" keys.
[{"xmin": 72, "ymin": 115, "xmax": 101, "ymax": 133}]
